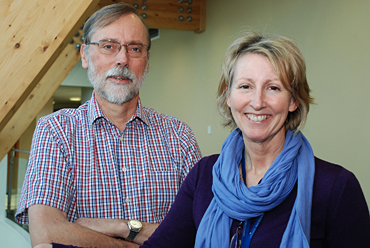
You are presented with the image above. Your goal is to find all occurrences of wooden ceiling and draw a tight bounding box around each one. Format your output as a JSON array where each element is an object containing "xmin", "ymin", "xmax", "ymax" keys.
[{"xmin": 0, "ymin": 0, "xmax": 206, "ymax": 160}]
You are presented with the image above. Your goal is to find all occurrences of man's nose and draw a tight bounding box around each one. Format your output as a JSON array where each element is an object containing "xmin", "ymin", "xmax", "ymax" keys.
[{"xmin": 115, "ymin": 46, "xmax": 129, "ymax": 67}]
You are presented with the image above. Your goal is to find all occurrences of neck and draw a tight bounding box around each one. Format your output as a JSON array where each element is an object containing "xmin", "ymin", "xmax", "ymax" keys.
[
  {"xmin": 242, "ymin": 132, "xmax": 286, "ymax": 187},
  {"xmin": 95, "ymin": 93, "xmax": 139, "ymax": 132}
]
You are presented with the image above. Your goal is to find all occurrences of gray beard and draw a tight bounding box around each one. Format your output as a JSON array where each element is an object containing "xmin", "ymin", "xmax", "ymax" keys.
[{"xmin": 87, "ymin": 60, "xmax": 148, "ymax": 105}]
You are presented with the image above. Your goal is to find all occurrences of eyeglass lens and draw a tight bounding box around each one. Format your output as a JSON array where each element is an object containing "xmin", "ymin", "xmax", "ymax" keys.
[{"xmin": 97, "ymin": 40, "xmax": 146, "ymax": 57}]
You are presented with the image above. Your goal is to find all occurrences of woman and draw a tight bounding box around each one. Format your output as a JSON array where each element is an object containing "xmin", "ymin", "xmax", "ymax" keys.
[
  {"xmin": 43, "ymin": 31, "xmax": 370, "ymax": 248},
  {"xmin": 139, "ymin": 31, "xmax": 370, "ymax": 247}
]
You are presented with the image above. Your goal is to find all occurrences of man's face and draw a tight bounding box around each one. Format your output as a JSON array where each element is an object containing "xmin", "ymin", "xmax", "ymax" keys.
[{"xmin": 81, "ymin": 14, "xmax": 149, "ymax": 105}]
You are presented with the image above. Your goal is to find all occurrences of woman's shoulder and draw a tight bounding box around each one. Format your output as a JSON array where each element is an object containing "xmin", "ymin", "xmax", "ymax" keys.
[
  {"xmin": 183, "ymin": 154, "xmax": 220, "ymax": 198},
  {"xmin": 312, "ymin": 156, "xmax": 368, "ymax": 219},
  {"xmin": 311, "ymin": 159, "xmax": 370, "ymax": 246},
  {"xmin": 190, "ymin": 154, "xmax": 220, "ymax": 176},
  {"xmin": 313, "ymin": 157, "xmax": 358, "ymax": 188}
]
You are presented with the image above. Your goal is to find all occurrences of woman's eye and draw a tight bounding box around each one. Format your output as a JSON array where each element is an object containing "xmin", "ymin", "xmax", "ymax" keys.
[
  {"xmin": 240, "ymin": 85, "xmax": 250, "ymax": 89},
  {"xmin": 269, "ymin": 86, "xmax": 280, "ymax": 91}
]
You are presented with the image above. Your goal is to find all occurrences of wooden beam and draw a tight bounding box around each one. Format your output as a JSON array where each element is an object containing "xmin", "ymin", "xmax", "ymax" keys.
[
  {"xmin": 99, "ymin": 0, "xmax": 206, "ymax": 32},
  {"xmin": 0, "ymin": 0, "xmax": 99, "ymax": 133},
  {"xmin": 0, "ymin": 40, "xmax": 84, "ymax": 160},
  {"xmin": 0, "ymin": 0, "xmax": 100, "ymax": 160}
]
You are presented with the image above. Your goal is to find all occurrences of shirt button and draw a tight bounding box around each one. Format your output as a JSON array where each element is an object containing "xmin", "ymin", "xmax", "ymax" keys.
[
  {"xmin": 119, "ymin": 136, "xmax": 124, "ymax": 141},
  {"xmin": 125, "ymin": 198, "xmax": 130, "ymax": 203},
  {"xmin": 122, "ymin": 167, "xmax": 127, "ymax": 172}
]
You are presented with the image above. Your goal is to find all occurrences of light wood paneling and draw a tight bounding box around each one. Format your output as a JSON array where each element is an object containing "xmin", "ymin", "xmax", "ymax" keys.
[
  {"xmin": 0, "ymin": 0, "xmax": 99, "ymax": 133},
  {"xmin": 0, "ymin": 0, "xmax": 99, "ymax": 160},
  {"xmin": 0, "ymin": 42, "xmax": 83, "ymax": 160}
]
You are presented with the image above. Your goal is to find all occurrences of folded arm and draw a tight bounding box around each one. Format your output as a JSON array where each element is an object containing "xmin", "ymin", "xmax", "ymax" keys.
[
  {"xmin": 75, "ymin": 218, "xmax": 159, "ymax": 245},
  {"xmin": 29, "ymin": 204, "xmax": 139, "ymax": 248}
]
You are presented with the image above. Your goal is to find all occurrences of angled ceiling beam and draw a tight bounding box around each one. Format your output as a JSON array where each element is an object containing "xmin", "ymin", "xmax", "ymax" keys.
[
  {"xmin": 0, "ymin": 0, "xmax": 99, "ymax": 134},
  {"xmin": 0, "ymin": 0, "xmax": 99, "ymax": 160},
  {"xmin": 0, "ymin": 39, "xmax": 84, "ymax": 160}
]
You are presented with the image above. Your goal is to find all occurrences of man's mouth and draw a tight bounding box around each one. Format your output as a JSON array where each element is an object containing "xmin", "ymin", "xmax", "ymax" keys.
[
  {"xmin": 246, "ymin": 114, "xmax": 270, "ymax": 121},
  {"xmin": 108, "ymin": 75, "xmax": 131, "ymax": 81}
]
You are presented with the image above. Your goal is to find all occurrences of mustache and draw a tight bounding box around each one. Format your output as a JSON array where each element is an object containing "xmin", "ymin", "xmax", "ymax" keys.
[{"xmin": 105, "ymin": 66, "xmax": 136, "ymax": 81}]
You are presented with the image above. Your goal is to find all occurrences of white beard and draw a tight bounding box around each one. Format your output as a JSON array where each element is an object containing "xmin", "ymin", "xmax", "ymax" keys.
[{"xmin": 87, "ymin": 59, "xmax": 148, "ymax": 105}]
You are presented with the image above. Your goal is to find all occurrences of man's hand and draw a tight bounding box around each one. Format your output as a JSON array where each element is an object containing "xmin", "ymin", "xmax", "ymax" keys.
[{"xmin": 76, "ymin": 218, "xmax": 159, "ymax": 245}]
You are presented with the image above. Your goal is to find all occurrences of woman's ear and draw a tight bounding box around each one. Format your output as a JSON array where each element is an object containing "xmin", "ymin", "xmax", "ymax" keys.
[
  {"xmin": 225, "ymin": 86, "xmax": 231, "ymax": 107},
  {"xmin": 289, "ymin": 98, "xmax": 299, "ymax": 112}
]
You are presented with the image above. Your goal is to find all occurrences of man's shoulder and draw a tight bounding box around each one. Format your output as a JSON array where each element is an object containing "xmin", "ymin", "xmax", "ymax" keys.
[
  {"xmin": 142, "ymin": 105, "xmax": 189, "ymax": 129},
  {"xmin": 38, "ymin": 102, "xmax": 90, "ymax": 128}
]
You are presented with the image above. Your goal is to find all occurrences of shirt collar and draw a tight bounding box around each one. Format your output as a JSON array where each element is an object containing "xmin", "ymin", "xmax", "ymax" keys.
[
  {"xmin": 88, "ymin": 92, "xmax": 149, "ymax": 126},
  {"xmin": 88, "ymin": 92, "xmax": 105, "ymax": 124},
  {"xmin": 132, "ymin": 98, "xmax": 149, "ymax": 126}
]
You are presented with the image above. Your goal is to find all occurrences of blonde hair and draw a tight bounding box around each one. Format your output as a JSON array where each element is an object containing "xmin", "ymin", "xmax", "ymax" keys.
[{"xmin": 216, "ymin": 31, "xmax": 314, "ymax": 133}]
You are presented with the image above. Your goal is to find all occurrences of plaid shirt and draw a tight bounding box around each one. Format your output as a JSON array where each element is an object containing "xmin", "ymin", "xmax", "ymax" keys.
[{"xmin": 16, "ymin": 93, "xmax": 201, "ymax": 224}]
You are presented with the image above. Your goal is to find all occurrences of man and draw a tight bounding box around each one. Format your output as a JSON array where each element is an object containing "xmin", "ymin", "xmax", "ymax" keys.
[{"xmin": 16, "ymin": 3, "xmax": 201, "ymax": 248}]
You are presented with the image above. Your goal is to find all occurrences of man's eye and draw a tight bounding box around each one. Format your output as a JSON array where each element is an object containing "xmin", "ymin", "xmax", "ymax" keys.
[
  {"xmin": 129, "ymin": 45, "xmax": 142, "ymax": 53},
  {"xmin": 103, "ymin": 44, "xmax": 113, "ymax": 49}
]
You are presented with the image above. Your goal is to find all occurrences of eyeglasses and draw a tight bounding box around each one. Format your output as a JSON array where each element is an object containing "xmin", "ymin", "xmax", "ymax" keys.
[
  {"xmin": 87, "ymin": 39, "xmax": 149, "ymax": 58},
  {"xmin": 230, "ymin": 221, "xmax": 243, "ymax": 248}
]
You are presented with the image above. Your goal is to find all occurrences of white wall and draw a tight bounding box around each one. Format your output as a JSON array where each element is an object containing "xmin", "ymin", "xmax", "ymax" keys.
[{"xmin": 139, "ymin": 0, "xmax": 370, "ymax": 204}]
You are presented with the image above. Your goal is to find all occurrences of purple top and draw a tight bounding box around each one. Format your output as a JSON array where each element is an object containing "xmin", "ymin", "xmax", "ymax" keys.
[
  {"xmin": 52, "ymin": 155, "xmax": 370, "ymax": 248},
  {"xmin": 141, "ymin": 155, "xmax": 370, "ymax": 248}
]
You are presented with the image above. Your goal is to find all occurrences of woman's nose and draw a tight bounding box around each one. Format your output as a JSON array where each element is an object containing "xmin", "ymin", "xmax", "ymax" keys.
[{"xmin": 251, "ymin": 89, "xmax": 265, "ymax": 110}]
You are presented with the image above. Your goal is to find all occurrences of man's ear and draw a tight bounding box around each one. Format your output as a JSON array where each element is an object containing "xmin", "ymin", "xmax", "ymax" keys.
[{"xmin": 80, "ymin": 44, "xmax": 88, "ymax": 69}]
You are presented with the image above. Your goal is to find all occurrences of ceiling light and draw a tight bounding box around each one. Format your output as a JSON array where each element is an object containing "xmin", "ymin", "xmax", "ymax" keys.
[{"xmin": 70, "ymin": 97, "xmax": 81, "ymax": 102}]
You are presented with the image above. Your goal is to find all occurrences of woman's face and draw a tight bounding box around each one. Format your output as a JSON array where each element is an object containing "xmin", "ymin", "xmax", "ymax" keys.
[{"xmin": 227, "ymin": 53, "xmax": 298, "ymax": 145}]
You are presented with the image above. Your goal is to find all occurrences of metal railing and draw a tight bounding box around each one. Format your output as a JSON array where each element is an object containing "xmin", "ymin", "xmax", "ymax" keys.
[{"xmin": 6, "ymin": 148, "xmax": 29, "ymax": 231}]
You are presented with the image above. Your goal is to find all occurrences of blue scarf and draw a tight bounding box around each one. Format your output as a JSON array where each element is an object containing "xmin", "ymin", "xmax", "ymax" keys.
[{"xmin": 194, "ymin": 129, "xmax": 315, "ymax": 248}]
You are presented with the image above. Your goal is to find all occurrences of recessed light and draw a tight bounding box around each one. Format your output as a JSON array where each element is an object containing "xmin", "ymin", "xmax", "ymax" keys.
[{"xmin": 70, "ymin": 97, "xmax": 81, "ymax": 102}]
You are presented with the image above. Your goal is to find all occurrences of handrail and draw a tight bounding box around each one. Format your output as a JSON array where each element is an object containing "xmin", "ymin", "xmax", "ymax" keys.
[{"xmin": 7, "ymin": 148, "xmax": 30, "ymax": 221}]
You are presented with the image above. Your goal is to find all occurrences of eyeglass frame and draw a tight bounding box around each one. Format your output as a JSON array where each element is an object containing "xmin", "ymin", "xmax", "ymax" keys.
[
  {"xmin": 86, "ymin": 39, "xmax": 150, "ymax": 58},
  {"xmin": 230, "ymin": 221, "xmax": 243, "ymax": 248}
]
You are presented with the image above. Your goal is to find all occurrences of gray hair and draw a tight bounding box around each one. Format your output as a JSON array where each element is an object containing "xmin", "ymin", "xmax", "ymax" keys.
[{"xmin": 83, "ymin": 3, "xmax": 151, "ymax": 52}]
